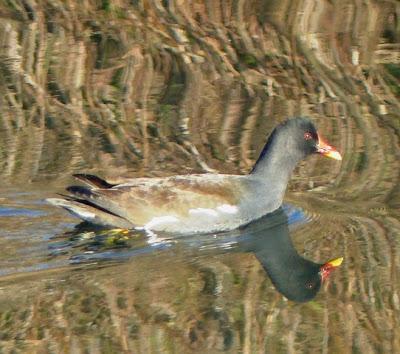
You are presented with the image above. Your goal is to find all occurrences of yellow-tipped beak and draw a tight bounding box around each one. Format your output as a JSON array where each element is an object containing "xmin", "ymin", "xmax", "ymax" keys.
[
  {"xmin": 326, "ymin": 257, "xmax": 344, "ymax": 267},
  {"xmin": 316, "ymin": 137, "xmax": 342, "ymax": 160},
  {"xmin": 323, "ymin": 150, "xmax": 342, "ymax": 161},
  {"xmin": 320, "ymin": 257, "xmax": 343, "ymax": 281}
]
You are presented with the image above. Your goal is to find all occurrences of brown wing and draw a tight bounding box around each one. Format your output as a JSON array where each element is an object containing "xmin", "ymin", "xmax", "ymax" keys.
[{"xmin": 71, "ymin": 174, "xmax": 244, "ymax": 226}]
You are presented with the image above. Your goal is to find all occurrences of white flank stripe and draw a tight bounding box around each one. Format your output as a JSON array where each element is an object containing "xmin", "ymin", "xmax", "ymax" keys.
[
  {"xmin": 189, "ymin": 208, "xmax": 219, "ymax": 217},
  {"xmin": 145, "ymin": 216, "xmax": 179, "ymax": 230},
  {"xmin": 217, "ymin": 204, "xmax": 238, "ymax": 214}
]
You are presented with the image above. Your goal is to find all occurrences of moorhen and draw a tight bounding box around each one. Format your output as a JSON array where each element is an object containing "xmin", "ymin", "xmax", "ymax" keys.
[{"xmin": 47, "ymin": 117, "xmax": 341, "ymax": 234}]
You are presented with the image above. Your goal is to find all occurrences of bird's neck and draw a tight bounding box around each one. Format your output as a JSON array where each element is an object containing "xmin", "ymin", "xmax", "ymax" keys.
[
  {"xmin": 250, "ymin": 131, "xmax": 301, "ymax": 179},
  {"xmin": 249, "ymin": 135, "xmax": 301, "ymax": 203},
  {"xmin": 253, "ymin": 230, "xmax": 319, "ymax": 285},
  {"xmin": 254, "ymin": 230, "xmax": 302, "ymax": 269},
  {"xmin": 250, "ymin": 153, "xmax": 298, "ymax": 182}
]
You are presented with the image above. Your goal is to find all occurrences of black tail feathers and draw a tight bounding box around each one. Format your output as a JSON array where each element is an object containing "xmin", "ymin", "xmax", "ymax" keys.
[{"xmin": 73, "ymin": 174, "xmax": 115, "ymax": 189}]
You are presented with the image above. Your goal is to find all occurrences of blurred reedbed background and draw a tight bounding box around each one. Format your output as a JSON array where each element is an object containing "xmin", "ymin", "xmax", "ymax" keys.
[
  {"xmin": 0, "ymin": 1, "xmax": 399, "ymax": 353},
  {"xmin": 0, "ymin": 0, "xmax": 397, "ymax": 191}
]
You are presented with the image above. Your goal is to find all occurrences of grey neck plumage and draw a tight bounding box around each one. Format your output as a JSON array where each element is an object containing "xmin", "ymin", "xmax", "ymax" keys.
[{"xmin": 249, "ymin": 128, "xmax": 304, "ymax": 200}]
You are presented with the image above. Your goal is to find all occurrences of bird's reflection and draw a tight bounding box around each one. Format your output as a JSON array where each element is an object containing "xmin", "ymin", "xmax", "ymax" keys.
[
  {"xmin": 49, "ymin": 207, "xmax": 342, "ymax": 303},
  {"xmin": 234, "ymin": 208, "xmax": 342, "ymax": 302}
]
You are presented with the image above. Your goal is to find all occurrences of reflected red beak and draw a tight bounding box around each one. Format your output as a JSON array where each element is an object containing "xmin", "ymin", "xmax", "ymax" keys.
[
  {"xmin": 316, "ymin": 137, "xmax": 342, "ymax": 160},
  {"xmin": 320, "ymin": 257, "xmax": 343, "ymax": 282}
]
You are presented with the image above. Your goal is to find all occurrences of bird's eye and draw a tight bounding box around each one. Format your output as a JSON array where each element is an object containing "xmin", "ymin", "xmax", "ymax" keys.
[
  {"xmin": 304, "ymin": 132, "xmax": 313, "ymax": 140},
  {"xmin": 305, "ymin": 282, "xmax": 314, "ymax": 289}
]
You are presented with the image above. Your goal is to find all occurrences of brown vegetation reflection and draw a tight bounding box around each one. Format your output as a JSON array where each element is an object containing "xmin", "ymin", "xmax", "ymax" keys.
[{"xmin": 0, "ymin": 0, "xmax": 399, "ymax": 353}]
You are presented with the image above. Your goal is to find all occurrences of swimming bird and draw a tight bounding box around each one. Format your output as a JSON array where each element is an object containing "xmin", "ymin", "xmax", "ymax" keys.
[{"xmin": 47, "ymin": 117, "xmax": 341, "ymax": 234}]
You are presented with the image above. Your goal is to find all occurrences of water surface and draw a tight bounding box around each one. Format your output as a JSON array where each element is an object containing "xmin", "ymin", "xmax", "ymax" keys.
[{"xmin": 0, "ymin": 1, "xmax": 399, "ymax": 353}]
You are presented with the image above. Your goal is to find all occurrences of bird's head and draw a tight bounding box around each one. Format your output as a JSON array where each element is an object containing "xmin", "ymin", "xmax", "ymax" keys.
[
  {"xmin": 281, "ymin": 117, "xmax": 342, "ymax": 161},
  {"xmin": 271, "ymin": 256, "xmax": 343, "ymax": 303}
]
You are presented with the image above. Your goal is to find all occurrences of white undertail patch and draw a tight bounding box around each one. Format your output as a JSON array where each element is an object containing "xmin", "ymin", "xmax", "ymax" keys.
[{"xmin": 76, "ymin": 210, "xmax": 96, "ymax": 220}]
